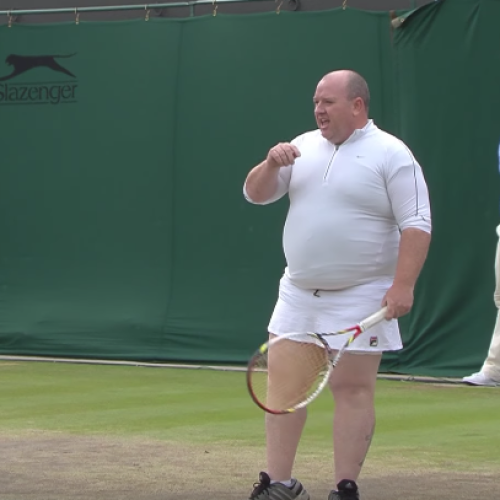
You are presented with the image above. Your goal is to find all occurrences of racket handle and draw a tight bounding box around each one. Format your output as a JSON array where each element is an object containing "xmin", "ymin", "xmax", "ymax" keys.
[{"xmin": 359, "ymin": 306, "xmax": 388, "ymax": 331}]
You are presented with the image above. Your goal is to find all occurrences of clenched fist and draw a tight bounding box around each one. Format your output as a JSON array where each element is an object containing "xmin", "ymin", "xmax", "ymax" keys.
[{"xmin": 266, "ymin": 143, "xmax": 301, "ymax": 169}]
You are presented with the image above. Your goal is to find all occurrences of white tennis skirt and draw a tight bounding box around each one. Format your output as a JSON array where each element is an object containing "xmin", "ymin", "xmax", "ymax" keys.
[{"xmin": 268, "ymin": 274, "xmax": 403, "ymax": 353}]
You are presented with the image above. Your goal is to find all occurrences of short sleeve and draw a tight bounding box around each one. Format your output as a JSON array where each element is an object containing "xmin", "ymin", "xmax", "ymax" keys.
[{"xmin": 385, "ymin": 144, "xmax": 432, "ymax": 233}]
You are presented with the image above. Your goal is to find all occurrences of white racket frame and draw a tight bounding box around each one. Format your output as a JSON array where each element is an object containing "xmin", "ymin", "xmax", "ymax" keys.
[{"xmin": 247, "ymin": 307, "xmax": 389, "ymax": 414}]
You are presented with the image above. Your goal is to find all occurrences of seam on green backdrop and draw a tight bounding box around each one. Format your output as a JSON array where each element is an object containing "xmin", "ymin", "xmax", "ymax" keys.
[
  {"xmin": 376, "ymin": 11, "xmax": 402, "ymax": 373},
  {"xmin": 392, "ymin": 12, "xmax": 402, "ymax": 144},
  {"xmin": 160, "ymin": 22, "xmax": 184, "ymax": 353},
  {"xmin": 379, "ymin": 12, "xmax": 393, "ymax": 133}
]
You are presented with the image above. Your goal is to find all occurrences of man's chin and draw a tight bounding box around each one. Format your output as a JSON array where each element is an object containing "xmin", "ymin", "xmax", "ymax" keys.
[{"xmin": 319, "ymin": 128, "xmax": 332, "ymax": 140}]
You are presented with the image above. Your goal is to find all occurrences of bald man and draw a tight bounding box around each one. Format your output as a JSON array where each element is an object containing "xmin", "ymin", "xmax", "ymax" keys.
[{"xmin": 243, "ymin": 70, "xmax": 432, "ymax": 500}]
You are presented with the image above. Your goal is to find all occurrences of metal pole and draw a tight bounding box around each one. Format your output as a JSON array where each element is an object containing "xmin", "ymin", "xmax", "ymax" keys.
[{"xmin": 0, "ymin": 0, "xmax": 274, "ymax": 17}]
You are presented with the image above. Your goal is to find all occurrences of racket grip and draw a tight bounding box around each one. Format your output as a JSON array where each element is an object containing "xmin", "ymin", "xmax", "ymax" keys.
[{"xmin": 359, "ymin": 306, "xmax": 388, "ymax": 331}]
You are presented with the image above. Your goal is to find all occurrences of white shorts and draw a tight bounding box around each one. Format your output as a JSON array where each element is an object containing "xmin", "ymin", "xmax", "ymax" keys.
[{"xmin": 268, "ymin": 275, "xmax": 403, "ymax": 353}]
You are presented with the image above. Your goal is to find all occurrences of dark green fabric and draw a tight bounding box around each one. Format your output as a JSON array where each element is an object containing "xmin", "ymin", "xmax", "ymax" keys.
[
  {"xmin": 0, "ymin": 21, "xmax": 181, "ymax": 358},
  {"xmin": 0, "ymin": 4, "xmax": 497, "ymax": 376},
  {"xmin": 391, "ymin": 0, "xmax": 500, "ymax": 376}
]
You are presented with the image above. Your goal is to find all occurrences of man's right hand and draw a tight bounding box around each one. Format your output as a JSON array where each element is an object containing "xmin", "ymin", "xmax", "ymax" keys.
[{"xmin": 266, "ymin": 143, "xmax": 301, "ymax": 168}]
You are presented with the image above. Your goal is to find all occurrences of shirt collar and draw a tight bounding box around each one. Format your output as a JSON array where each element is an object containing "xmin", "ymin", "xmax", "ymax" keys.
[{"xmin": 335, "ymin": 119, "xmax": 375, "ymax": 146}]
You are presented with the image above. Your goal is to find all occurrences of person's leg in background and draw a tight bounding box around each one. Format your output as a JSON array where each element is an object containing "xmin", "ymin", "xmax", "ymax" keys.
[
  {"xmin": 463, "ymin": 225, "xmax": 500, "ymax": 386},
  {"xmin": 327, "ymin": 352, "xmax": 382, "ymax": 500}
]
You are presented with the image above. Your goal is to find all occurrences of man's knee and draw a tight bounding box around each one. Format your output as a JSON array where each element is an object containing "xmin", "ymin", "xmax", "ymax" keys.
[
  {"xmin": 328, "ymin": 353, "xmax": 381, "ymax": 396},
  {"xmin": 329, "ymin": 375, "xmax": 376, "ymax": 404},
  {"xmin": 330, "ymin": 378, "xmax": 374, "ymax": 394}
]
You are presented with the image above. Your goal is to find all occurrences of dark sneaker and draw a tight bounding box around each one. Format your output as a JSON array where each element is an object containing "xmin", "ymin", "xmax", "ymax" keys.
[
  {"xmin": 249, "ymin": 472, "xmax": 310, "ymax": 499},
  {"xmin": 328, "ymin": 480, "xmax": 360, "ymax": 500}
]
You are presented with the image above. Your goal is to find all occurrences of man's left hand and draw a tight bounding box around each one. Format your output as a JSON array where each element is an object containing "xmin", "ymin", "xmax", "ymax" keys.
[{"xmin": 381, "ymin": 284, "xmax": 414, "ymax": 319}]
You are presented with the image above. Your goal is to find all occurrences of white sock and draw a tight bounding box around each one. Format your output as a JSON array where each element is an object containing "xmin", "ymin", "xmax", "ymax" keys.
[{"xmin": 271, "ymin": 479, "xmax": 295, "ymax": 488}]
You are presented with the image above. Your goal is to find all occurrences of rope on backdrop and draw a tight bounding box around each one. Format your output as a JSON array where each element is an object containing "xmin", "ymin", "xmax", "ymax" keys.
[
  {"xmin": 0, "ymin": 1, "xmax": 426, "ymax": 23},
  {"xmin": 0, "ymin": 0, "xmax": 304, "ymax": 20}
]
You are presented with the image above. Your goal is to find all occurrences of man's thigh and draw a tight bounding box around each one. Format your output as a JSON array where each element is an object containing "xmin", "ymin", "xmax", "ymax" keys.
[{"xmin": 328, "ymin": 352, "xmax": 382, "ymax": 392}]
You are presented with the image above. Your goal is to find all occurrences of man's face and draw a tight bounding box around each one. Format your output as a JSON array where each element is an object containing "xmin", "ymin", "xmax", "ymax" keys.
[{"xmin": 313, "ymin": 77, "xmax": 358, "ymax": 145}]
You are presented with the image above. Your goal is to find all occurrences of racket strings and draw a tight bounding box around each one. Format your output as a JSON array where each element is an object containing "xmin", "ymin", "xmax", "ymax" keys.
[{"xmin": 249, "ymin": 337, "xmax": 330, "ymax": 413}]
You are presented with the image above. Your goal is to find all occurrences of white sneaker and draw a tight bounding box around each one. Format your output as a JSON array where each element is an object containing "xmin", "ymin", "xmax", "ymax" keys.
[{"xmin": 462, "ymin": 372, "xmax": 500, "ymax": 387}]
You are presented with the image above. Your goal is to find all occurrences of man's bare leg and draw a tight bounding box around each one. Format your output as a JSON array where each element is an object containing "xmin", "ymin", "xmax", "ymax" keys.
[
  {"xmin": 265, "ymin": 333, "xmax": 324, "ymax": 481},
  {"xmin": 266, "ymin": 408, "xmax": 307, "ymax": 481},
  {"xmin": 328, "ymin": 352, "xmax": 382, "ymax": 484}
]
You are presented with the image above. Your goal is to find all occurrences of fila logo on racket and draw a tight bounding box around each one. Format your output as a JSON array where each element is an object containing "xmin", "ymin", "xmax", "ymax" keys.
[{"xmin": 369, "ymin": 336, "xmax": 378, "ymax": 347}]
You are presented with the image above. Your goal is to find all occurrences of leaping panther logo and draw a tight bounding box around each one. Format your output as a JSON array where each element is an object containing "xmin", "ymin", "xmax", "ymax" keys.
[{"xmin": 0, "ymin": 54, "xmax": 76, "ymax": 81}]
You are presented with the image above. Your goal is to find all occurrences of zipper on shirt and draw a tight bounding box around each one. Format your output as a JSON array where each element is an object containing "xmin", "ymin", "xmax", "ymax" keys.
[{"xmin": 323, "ymin": 145, "xmax": 339, "ymax": 183}]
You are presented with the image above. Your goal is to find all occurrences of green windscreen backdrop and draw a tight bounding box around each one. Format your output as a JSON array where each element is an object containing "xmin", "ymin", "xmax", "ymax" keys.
[
  {"xmin": 0, "ymin": 1, "xmax": 498, "ymax": 376},
  {"xmin": 391, "ymin": 0, "xmax": 500, "ymax": 375}
]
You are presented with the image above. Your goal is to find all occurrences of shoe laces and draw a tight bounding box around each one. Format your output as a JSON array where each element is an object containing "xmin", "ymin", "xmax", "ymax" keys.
[{"xmin": 250, "ymin": 472, "xmax": 272, "ymax": 498}]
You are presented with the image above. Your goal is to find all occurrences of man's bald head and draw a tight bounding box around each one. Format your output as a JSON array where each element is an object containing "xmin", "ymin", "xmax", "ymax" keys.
[{"xmin": 322, "ymin": 70, "xmax": 370, "ymax": 112}]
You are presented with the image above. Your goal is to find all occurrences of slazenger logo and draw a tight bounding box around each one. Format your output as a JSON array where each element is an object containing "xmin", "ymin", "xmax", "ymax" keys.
[{"xmin": 0, "ymin": 53, "xmax": 78, "ymax": 106}]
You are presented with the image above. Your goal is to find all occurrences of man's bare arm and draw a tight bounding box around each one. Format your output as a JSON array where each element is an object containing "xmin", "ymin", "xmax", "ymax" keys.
[
  {"xmin": 382, "ymin": 228, "xmax": 431, "ymax": 319},
  {"xmin": 244, "ymin": 142, "xmax": 300, "ymax": 203},
  {"xmin": 244, "ymin": 160, "xmax": 282, "ymax": 203},
  {"xmin": 394, "ymin": 228, "xmax": 431, "ymax": 288}
]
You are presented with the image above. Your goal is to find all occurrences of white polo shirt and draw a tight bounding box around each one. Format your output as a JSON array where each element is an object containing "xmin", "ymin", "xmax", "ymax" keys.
[{"xmin": 244, "ymin": 120, "xmax": 432, "ymax": 290}]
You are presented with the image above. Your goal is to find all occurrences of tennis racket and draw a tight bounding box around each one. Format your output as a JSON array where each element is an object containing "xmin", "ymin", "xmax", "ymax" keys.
[{"xmin": 246, "ymin": 306, "xmax": 388, "ymax": 415}]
